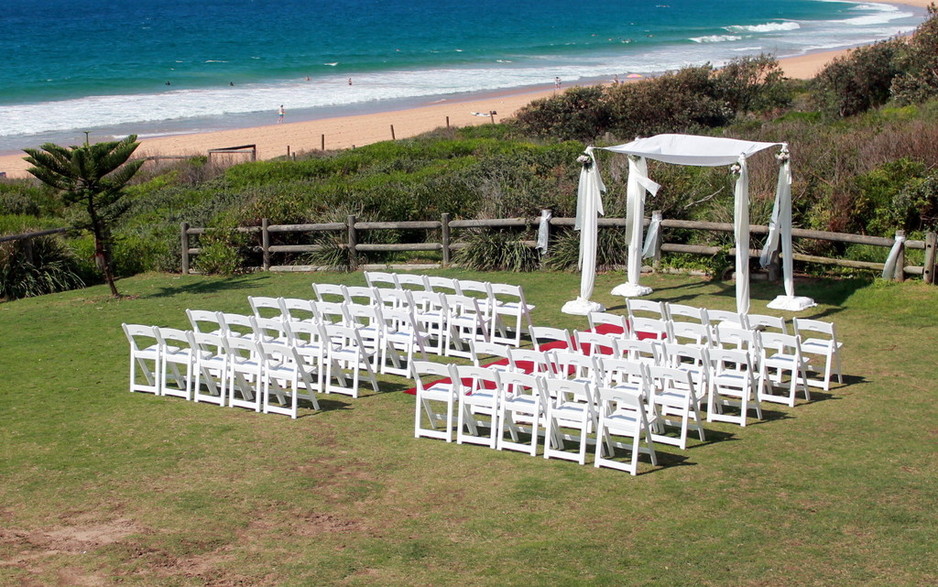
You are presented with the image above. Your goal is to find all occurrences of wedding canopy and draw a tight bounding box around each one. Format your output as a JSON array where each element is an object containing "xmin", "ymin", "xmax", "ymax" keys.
[{"xmin": 562, "ymin": 133, "xmax": 816, "ymax": 315}]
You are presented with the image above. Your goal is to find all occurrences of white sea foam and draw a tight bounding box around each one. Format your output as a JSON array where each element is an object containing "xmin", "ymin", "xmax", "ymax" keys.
[
  {"xmin": 690, "ymin": 35, "xmax": 743, "ymax": 44},
  {"xmin": 726, "ymin": 21, "xmax": 800, "ymax": 33}
]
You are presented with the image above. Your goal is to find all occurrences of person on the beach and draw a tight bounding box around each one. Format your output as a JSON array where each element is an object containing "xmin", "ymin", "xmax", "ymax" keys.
[
  {"xmin": 348, "ymin": 78, "xmax": 353, "ymax": 86},
  {"xmin": 278, "ymin": 105, "xmax": 285, "ymax": 123},
  {"xmin": 554, "ymin": 76, "xmax": 561, "ymax": 91}
]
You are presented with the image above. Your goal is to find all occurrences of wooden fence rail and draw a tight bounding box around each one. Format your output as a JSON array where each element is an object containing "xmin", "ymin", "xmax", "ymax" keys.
[{"xmin": 178, "ymin": 213, "xmax": 937, "ymax": 284}]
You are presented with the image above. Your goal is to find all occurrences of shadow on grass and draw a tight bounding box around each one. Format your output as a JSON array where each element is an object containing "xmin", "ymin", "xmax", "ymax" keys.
[
  {"xmin": 143, "ymin": 274, "xmax": 268, "ymax": 299},
  {"xmin": 297, "ymin": 397, "xmax": 352, "ymax": 418}
]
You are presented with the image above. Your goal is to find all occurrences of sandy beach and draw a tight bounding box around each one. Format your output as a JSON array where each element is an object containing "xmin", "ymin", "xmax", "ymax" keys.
[{"xmin": 0, "ymin": 0, "xmax": 929, "ymax": 180}]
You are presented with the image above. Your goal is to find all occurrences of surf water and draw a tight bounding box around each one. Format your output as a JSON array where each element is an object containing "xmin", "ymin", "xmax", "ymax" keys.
[{"xmin": 0, "ymin": 0, "xmax": 924, "ymax": 153}]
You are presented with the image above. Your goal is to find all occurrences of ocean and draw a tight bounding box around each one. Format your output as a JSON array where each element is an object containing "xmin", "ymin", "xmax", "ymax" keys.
[{"xmin": 0, "ymin": 0, "xmax": 924, "ymax": 153}]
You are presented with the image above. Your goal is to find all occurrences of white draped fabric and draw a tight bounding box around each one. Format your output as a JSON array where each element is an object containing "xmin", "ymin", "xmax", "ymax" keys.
[
  {"xmin": 562, "ymin": 147, "xmax": 606, "ymax": 315},
  {"xmin": 882, "ymin": 233, "xmax": 907, "ymax": 279},
  {"xmin": 536, "ymin": 208, "xmax": 552, "ymax": 254},
  {"xmin": 733, "ymin": 156, "xmax": 751, "ymax": 315},
  {"xmin": 643, "ymin": 210, "xmax": 663, "ymax": 259},
  {"xmin": 567, "ymin": 133, "xmax": 815, "ymax": 315}
]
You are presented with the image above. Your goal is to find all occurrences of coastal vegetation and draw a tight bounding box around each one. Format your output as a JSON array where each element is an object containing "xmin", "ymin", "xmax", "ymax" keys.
[{"xmin": 2, "ymin": 11, "xmax": 938, "ymax": 298}]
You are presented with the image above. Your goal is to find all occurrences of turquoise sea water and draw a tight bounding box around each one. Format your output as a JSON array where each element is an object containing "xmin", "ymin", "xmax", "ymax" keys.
[{"xmin": 0, "ymin": 0, "xmax": 924, "ymax": 151}]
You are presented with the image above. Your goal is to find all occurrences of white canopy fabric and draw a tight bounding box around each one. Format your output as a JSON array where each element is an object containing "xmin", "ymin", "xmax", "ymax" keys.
[
  {"xmin": 571, "ymin": 133, "xmax": 814, "ymax": 314},
  {"xmin": 562, "ymin": 147, "xmax": 606, "ymax": 315}
]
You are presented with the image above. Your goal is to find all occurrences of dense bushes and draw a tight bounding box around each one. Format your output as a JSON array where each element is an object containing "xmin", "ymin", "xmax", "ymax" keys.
[
  {"xmin": 513, "ymin": 54, "xmax": 790, "ymax": 142},
  {"xmin": 0, "ymin": 235, "xmax": 85, "ymax": 300}
]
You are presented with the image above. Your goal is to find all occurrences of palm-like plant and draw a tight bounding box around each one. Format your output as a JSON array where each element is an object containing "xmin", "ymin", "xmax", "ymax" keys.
[{"xmin": 23, "ymin": 135, "xmax": 143, "ymax": 297}]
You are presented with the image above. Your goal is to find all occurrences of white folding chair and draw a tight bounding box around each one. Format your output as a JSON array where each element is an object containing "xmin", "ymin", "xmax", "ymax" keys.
[
  {"xmin": 665, "ymin": 303, "xmax": 710, "ymax": 329},
  {"xmin": 587, "ymin": 311, "xmax": 629, "ymax": 337},
  {"xmin": 646, "ymin": 365, "xmax": 706, "ymax": 450},
  {"xmin": 283, "ymin": 319, "xmax": 332, "ymax": 389},
  {"xmin": 250, "ymin": 315, "xmax": 289, "ymax": 344},
  {"xmin": 311, "ymin": 300, "xmax": 349, "ymax": 326},
  {"xmin": 413, "ymin": 361, "xmax": 460, "ymax": 442},
  {"xmin": 531, "ymin": 326, "xmax": 576, "ymax": 352},
  {"xmin": 378, "ymin": 306, "xmax": 429, "ymax": 377},
  {"xmin": 188, "ymin": 331, "xmax": 228, "ymax": 406},
  {"xmin": 488, "ymin": 282, "xmax": 535, "ymax": 346},
  {"xmin": 497, "ymin": 371, "xmax": 548, "ymax": 456},
  {"xmin": 667, "ymin": 321, "xmax": 713, "ymax": 348},
  {"xmin": 374, "ymin": 288, "xmax": 413, "ymax": 315},
  {"xmin": 248, "ymin": 295, "xmax": 284, "ymax": 319},
  {"xmin": 792, "ymin": 318, "xmax": 844, "ymax": 391},
  {"xmin": 594, "ymin": 386, "xmax": 658, "ymax": 475},
  {"xmin": 409, "ymin": 290, "xmax": 450, "ymax": 356},
  {"xmin": 601, "ymin": 356, "xmax": 650, "ymax": 394},
  {"xmin": 217, "ymin": 312, "xmax": 255, "ymax": 341},
  {"xmin": 660, "ymin": 343, "xmax": 711, "ymax": 405},
  {"xmin": 444, "ymin": 294, "xmax": 490, "ymax": 358},
  {"xmin": 627, "ymin": 298, "xmax": 667, "ymax": 321},
  {"xmin": 343, "ymin": 303, "xmax": 385, "ymax": 369},
  {"xmin": 759, "ymin": 332, "xmax": 811, "ymax": 407},
  {"xmin": 122, "ymin": 324, "xmax": 161, "ymax": 395},
  {"xmin": 257, "ymin": 340, "xmax": 321, "ymax": 418},
  {"xmin": 705, "ymin": 309, "xmax": 746, "ymax": 340},
  {"xmin": 224, "ymin": 335, "xmax": 263, "ymax": 412},
  {"xmin": 154, "ymin": 326, "xmax": 194, "ymax": 400},
  {"xmin": 454, "ymin": 364, "xmax": 502, "ymax": 448},
  {"xmin": 457, "ymin": 279, "xmax": 500, "ymax": 338},
  {"xmin": 424, "ymin": 275, "xmax": 460, "ymax": 296},
  {"xmin": 707, "ymin": 347, "xmax": 763, "ymax": 426},
  {"xmin": 542, "ymin": 378, "xmax": 596, "ymax": 465},
  {"xmin": 319, "ymin": 323, "xmax": 379, "ymax": 398}
]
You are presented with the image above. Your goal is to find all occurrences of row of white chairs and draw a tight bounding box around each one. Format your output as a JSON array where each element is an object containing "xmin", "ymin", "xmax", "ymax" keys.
[
  {"xmin": 363, "ymin": 272, "xmax": 536, "ymax": 346},
  {"xmin": 122, "ymin": 313, "xmax": 393, "ymax": 417},
  {"xmin": 590, "ymin": 304, "xmax": 844, "ymax": 392},
  {"xmin": 413, "ymin": 339, "xmax": 777, "ymax": 474}
]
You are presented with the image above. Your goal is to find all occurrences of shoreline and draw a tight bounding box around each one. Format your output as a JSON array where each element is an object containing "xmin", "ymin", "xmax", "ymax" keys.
[{"xmin": 0, "ymin": 0, "xmax": 930, "ymax": 179}]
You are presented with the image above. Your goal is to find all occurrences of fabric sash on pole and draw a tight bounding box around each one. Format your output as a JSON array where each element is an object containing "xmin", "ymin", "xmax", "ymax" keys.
[
  {"xmin": 882, "ymin": 232, "xmax": 907, "ymax": 279},
  {"xmin": 733, "ymin": 155, "xmax": 750, "ymax": 315},
  {"xmin": 562, "ymin": 147, "xmax": 607, "ymax": 314},
  {"xmin": 625, "ymin": 156, "xmax": 659, "ymax": 285},
  {"xmin": 760, "ymin": 147, "xmax": 794, "ymax": 298},
  {"xmin": 642, "ymin": 211, "xmax": 662, "ymax": 259}
]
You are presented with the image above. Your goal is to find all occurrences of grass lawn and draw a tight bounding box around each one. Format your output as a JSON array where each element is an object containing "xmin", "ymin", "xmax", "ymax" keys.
[{"xmin": 1, "ymin": 269, "xmax": 936, "ymax": 585}]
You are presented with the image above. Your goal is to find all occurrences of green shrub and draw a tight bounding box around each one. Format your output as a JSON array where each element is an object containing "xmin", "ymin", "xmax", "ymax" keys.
[
  {"xmin": 455, "ymin": 230, "xmax": 541, "ymax": 272},
  {"xmin": 812, "ymin": 40, "xmax": 902, "ymax": 117},
  {"xmin": 193, "ymin": 227, "xmax": 251, "ymax": 275},
  {"xmin": 891, "ymin": 6, "xmax": 938, "ymax": 105},
  {"xmin": 0, "ymin": 236, "xmax": 85, "ymax": 300}
]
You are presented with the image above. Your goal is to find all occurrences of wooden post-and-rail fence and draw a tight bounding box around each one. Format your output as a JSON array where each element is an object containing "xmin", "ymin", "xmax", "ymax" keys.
[{"xmin": 178, "ymin": 214, "xmax": 938, "ymax": 285}]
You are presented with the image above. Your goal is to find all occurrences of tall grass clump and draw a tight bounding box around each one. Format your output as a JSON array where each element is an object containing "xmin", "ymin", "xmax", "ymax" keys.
[
  {"xmin": 455, "ymin": 230, "xmax": 541, "ymax": 271},
  {"xmin": 0, "ymin": 235, "xmax": 85, "ymax": 300}
]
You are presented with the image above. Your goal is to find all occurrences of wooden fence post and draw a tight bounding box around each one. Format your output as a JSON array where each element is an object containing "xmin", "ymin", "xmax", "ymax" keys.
[
  {"xmin": 180, "ymin": 222, "xmax": 190, "ymax": 274},
  {"xmin": 924, "ymin": 231, "xmax": 937, "ymax": 285},
  {"xmin": 347, "ymin": 215, "xmax": 358, "ymax": 270},
  {"xmin": 390, "ymin": 125, "xmax": 396, "ymax": 140},
  {"xmin": 894, "ymin": 229, "xmax": 906, "ymax": 282},
  {"xmin": 441, "ymin": 213, "xmax": 451, "ymax": 267},
  {"xmin": 261, "ymin": 218, "xmax": 270, "ymax": 271}
]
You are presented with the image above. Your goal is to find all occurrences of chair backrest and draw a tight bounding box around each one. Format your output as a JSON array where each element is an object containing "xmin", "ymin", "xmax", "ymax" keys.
[
  {"xmin": 311, "ymin": 300, "xmax": 349, "ymax": 325},
  {"xmin": 544, "ymin": 377, "xmax": 594, "ymax": 407},
  {"xmin": 744, "ymin": 313, "xmax": 787, "ymax": 335},
  {"xmin": 667, "ymin": 321, "xmax": 712, "ymax": 347},
  {"xmin": 186, "ymin": 309, "xmax": 223, "ymax": 335},
  {"xmin": 451, "ymin": 364, "xmax": 501, "ymax": 395},
  {"xmin": 469, "ymin": 340, "xmax": 514, "ymax": 368},
  {"xmin": 123, "ymin": 323, "xmax": 159, "ymax": 351},
  {"xmin": 279, "ymin": 298, "xmax": 316, "ymax": 322},
  {"xmin": 759, "ymin": 331, "xmax": 802, "ymax": 356},
  {"xmin": 223, "ymin": 334, "xmax": 260, "ymax": 363},
  {"xmin": 548, "ymin": 349, "xmax": 602, "ymax": 385},
  {"xmin": 616, "ymin": 337, "xmax": 661, "ymax": 364},
  {"xmin": 256, "ymin": 340, "xmax": 294, "ymax": 369},
  {"xmin": 396, "ymin": 273, "xmax": 431, "ymax": 291},
  {"xmin": 629, "ymin": 316, "xmax": 669, "ymax": 341},
  {"xmin": 313, "ymin": 282, "xmax": 347, "ymax": 304},
  {"xmin": 596, "ymin": 385, "xmax": 646, "ymax": 415},
  {"xmin": 530, "ymin": 326, "xmax": 576, "ymax": 352},
  {"xmin": 588, "ymin": 312, "xmax": 629, "ymax": 337},
  {"xmin": 600, "ymin": 356, "xmax": 649, "ymax": 390},
  {"xmin": 498, "ymin": 370, "xmax": 545, "ymax": 401},
  {"xmin": 446, "ymin": 294, "xmax": 484, "ymax": 319},
  {"xmin": 708, "ymin": 347, "xmax": 756, "ymax": 382},
  {"xmin": 283, "ymin": 318, "xmax": 323, "ymax": 347},
  {"xmin": 665, "ymin": 302, "xmax": 709, "ymax": 326},
  {"xmin": 647, "ymin": 364, "xmax": 697, "ymax": 402},
  {"xmin": 575, "ymin": 330, "xmax": 621, "ymax": 357},
  {"xmin": 320, "ymin": 322, "xmax": 368, "ymax": 352},
  {"xmin": 344, "ymin": 302, "xmax": 382, "ymax": 330},
  {"xmin": 343, "ymin": 285, "xmax": 378, "ymax": 306},
  {"xmin": 425, "ymin": 275, "xmax": 460, "ymax": 295},
  {"xmin": 409, "ymin": 289, "xmax": 444, "ymax": 313},
  {"xmin": 248, "ymin": 296, "xmax": 283, "ymax": 319},
  {"xmin": 188, "ymin": 330, "xmax": 227, "ymax": 357},
  {"xmin": 364, "ymin": 271, "xmax": 398, "ymax": 289},
  {"xmin": 792, "ymin": 318, "xmax": 837, "ymax": 343},
  {"xmin": 705, "ymin": 309, "xmax": 746, "ymax": 330},
  {"xmin": 217, "ymin": 312, "xmax": 255, "ymax": 339},
  {"xmin": 489, "ymin": 282, "xmax": 527, "ymax": 305},
  {"xmin": 153, "ymin": 326, "xmax": 191, "ymax": 350},
  {"xmin": 661, "ymin": 342, "xmax": 710, "ymax": 371},
  {"xmin": 508, "ymin": 347, "xmax": 552, "ymax": 374},
  {"xmin": 716, "ymin": 325, "xmax": 761, "ymax": 354},
  {"xmin": 627, "ymin": 298, "xmax": 667, "ymax": 320},
  {"xmin": 457, "ymin": 279, "xmax": 492, "ymax": 304},
  {"xmin": 250, "ymin": 316, "xmax": 287, "ymax": 343},
  {"xmin": 375, "ymin": 288, "xmax": 413, "ymax": 312},
  {"xmin": 411, "ymin": 359, "xmax": 452, "ymax": 381}
]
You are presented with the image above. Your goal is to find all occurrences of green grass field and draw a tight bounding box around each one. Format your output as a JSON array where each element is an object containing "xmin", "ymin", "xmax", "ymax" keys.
[{"xmin": 2, "ymin": 270, "xmax": 936, "ymax": 585}]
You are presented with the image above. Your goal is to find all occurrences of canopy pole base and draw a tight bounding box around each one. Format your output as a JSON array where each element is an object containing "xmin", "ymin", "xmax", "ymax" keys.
[
  {"xmin": 766, "ymin": 295, "xmax": 817, "ymax": 311},
  {"xmin": 562, "ymin": 297, "xmax": 606, "ymax": 316},
  {"xmin": 611, "ymin": 282, "xmax": 653, "ymax": 297}
]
